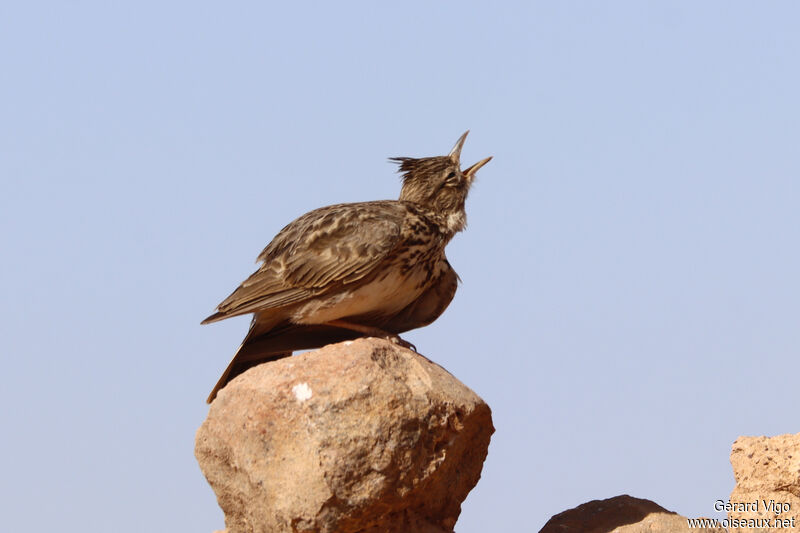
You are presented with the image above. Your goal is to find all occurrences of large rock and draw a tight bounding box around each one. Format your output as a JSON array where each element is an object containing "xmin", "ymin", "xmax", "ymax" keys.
[
  {"xmin": 539, "ymin": 495, "xmax": 725, "ymax": 533},
  {"xmin": 727, "ymin": 433, "xmax": 800, "ymax": 532},
  {"xmin": 195, "ymin": 338, "xmax": 494, "ymax": 533}
]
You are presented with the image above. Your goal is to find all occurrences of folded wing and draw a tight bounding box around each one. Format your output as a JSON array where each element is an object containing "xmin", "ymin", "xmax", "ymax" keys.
[{"xmin": 201, "ymin": 202, "xmax": 405, "ymax": 324}]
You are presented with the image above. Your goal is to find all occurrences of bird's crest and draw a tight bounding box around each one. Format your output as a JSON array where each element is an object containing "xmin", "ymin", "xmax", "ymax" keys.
[
  {"xmin": 389, "ymin": 156, "xmax": 452, "ymax": 186},
  {"xmin": 390, "ymin": 130, "xmax": 470, "ymax": 184}
]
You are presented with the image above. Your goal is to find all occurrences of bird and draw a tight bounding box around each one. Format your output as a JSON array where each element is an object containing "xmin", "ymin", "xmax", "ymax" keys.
[{"xmin": 201, "ymin": 131, "xmax": 491, "ymax": 403}]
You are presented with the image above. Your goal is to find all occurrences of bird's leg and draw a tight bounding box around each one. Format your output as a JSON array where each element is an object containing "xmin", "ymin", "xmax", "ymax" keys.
[{"xmin": 324, "ymin": 320, "xmax": 417, "ymax": 352}]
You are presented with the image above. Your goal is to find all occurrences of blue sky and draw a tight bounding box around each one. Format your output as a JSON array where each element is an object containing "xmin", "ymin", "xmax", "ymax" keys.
[{"xmin": 1, "ymin": 2, "xmax": 798, "ymax": 531}]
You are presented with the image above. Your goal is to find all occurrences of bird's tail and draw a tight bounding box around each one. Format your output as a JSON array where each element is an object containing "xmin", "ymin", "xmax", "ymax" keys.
[
  {"xmin": 206, "ymin": 323, "xmax": 364, "ymax": 403},
  {"xmin": 206, "ymin": 343, "xmax": 291, "ymax": 403}
]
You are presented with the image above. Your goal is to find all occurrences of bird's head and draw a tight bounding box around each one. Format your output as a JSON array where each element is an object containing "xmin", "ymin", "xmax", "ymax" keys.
[{"xmin": 392, "ymin": 131, "xmax": 492, "ymax": 234}]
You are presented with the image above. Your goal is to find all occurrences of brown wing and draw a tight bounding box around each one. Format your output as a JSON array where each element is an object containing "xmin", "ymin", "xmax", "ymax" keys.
[{"xmin": 202, "ymin": 201, "xmax": 406, "ymax": 323}]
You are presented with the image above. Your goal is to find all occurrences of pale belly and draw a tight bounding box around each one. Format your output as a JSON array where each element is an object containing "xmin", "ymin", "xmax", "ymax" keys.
[{"xmin": 290, "ymin": 266, "xmax": 434, "ymax": 325}]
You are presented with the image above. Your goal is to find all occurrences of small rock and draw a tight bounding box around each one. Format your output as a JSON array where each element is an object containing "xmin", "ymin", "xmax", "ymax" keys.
[{"xmin": 539, "ymin": 494, "xmax": 725, "ymax": 532}]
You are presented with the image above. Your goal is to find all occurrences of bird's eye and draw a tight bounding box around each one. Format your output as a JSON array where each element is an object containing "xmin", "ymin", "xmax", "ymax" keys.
[{"xmin": 445, "ymin": 171, "xmax": 458, "ymax": 184}]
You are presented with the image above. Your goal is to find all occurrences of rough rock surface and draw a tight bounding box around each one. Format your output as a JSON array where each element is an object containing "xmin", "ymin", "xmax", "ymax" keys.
[
  {"xmin": 195, "ymin": 338, "xmax": 494, "ymax": 533},
  {"xmin": 539, "ymin": 495, "xmax": 725, "ymax": 533},
  {"xmin": 727, "ymin": 433, "xmax": 800, "ymax": 532}
]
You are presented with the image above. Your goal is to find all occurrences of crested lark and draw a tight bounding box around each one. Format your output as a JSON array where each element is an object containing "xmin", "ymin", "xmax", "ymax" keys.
[{"xmin": 202, "ymin": 131, "xmax": 491, "ymax": 402}]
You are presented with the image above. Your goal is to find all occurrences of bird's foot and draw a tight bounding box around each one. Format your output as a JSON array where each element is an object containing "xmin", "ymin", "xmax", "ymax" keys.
[
  {"xmin": 389, "ymin": 335, "xmax": 417, "ymax": 352},
  {"xmin": 323, "ymin": 319, "xmax": 418, "ymax": 352}
]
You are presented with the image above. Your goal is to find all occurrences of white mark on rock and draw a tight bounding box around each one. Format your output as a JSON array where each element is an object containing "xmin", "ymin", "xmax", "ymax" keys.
[
  {"xmin": 292, "ymin": 382, "xmax": 313, "ymax": 402},
  {"xmin": 343, "ymin": 341, "xmax": 353, "ymax": 345}
]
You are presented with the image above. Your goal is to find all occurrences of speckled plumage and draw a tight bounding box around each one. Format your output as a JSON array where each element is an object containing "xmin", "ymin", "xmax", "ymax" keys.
[{"xmin": 202, "ymin": 131, "xmax": 491, "ymax": 402}]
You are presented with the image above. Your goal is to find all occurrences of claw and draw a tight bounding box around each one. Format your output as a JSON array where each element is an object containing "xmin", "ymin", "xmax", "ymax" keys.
[
  {"xmin": 390, "ymin": 335, "xmax": 417, "ymax": 352},
  {"xmin": 322, "ymin": 319, "xmax": 419, "ymax": 352}
]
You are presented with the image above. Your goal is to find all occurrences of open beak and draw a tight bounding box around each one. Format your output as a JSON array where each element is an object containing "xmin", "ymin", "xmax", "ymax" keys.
[
  {"xmin": 463, "ymin": 156, "xmax": 492, "ymax": 178},
  {"xmin": 449, "ymin": 130, "xmax": 470, "ymax": 162}
]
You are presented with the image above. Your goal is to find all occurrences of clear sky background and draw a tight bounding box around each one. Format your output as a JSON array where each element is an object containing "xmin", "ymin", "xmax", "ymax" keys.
[{"xmin": 2, "ymin": 2, "xmax": 798, "ymax": 532}]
